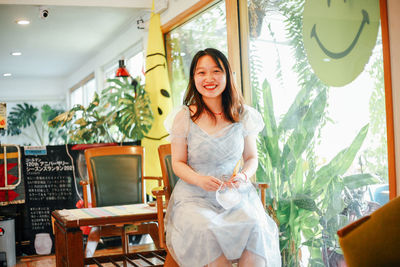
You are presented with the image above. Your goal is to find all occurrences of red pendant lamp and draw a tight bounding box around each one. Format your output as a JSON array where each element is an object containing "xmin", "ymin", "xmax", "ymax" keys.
[{"xmin": 115, "ymin": 59, "xmax": 130, "ymax": 77}]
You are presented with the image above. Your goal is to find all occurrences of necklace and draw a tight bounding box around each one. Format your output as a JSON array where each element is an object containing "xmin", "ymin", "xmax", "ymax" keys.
[{"xmin": 213, "ymin": 112, "xmax": 222, "ymax": 115}]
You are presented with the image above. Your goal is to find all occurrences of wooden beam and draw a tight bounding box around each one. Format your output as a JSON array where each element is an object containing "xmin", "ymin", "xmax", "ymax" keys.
[
  {"xmin": 238, "ymin": 0, "xmax": 251, "ymax": 104},
  {"xmin": 225, "ymin": 0, "xmax": 242, "ymax": 93},
  {"xmin": 380, "ymin": 0, "xmax": 397, "ymax": 199}
]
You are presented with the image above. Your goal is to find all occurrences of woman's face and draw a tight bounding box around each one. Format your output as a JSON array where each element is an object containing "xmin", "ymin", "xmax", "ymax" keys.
[{"xmin": 194, "ymin": 55, "xmax": 227, "ymax": 100}]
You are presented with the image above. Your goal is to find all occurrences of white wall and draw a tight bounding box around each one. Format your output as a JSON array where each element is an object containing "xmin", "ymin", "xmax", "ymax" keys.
[{"xmin": 0, "ymin": 78, "xmax": 64, "ymax": 102}]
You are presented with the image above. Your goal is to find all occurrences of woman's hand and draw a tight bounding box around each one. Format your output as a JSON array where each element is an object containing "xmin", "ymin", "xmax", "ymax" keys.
[
  {"xmin": 227, "ymin": 173, "xmax": 248, "ymax": 188},
  {"xmin": 196, "ymin": 175, "xmax": 223, "ymax": 191}
]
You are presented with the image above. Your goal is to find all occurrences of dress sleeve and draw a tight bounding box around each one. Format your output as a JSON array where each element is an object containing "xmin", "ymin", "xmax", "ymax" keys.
[
  {"xmin": 242, "ymin": 105, "xmax": 265, "ymax": 136},
  {"xmin": 164, "ymin": 105, "xmax": 190, "ymax": 144}
]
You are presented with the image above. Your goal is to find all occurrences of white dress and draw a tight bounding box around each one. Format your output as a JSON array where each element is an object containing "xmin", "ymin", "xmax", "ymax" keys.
[{"xmin": 164, "ymin": 105, "xmax": 281, "ymax": 267}]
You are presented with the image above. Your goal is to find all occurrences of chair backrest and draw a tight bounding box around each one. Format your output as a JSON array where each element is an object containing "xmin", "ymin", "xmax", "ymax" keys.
[
  {"xmin": 85, "ymin": 145, "xmax": 144, "ymax": 207},
  {"xmin": 158, "ymin": 144, "xmax": 179, "ymax": 199}
]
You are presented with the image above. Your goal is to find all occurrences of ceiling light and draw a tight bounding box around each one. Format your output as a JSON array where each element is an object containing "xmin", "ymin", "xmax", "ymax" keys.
[
  {"xmin": 115, "ymin": 60, "xmax": 130, "ymax": 77},
  {"xmin": 16, "ymin": 19, "xmax": 30, "ymax": 25},
  {"xmin": 11, "ymin": 52, "xmax": 22, "ymax": 56},
  {"xmin": 3, "ymin": 73, "xmax": 12, "ymax": 77}
]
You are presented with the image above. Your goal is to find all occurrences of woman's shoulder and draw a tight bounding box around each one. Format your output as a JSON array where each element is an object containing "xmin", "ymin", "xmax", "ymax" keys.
[
  {"xmin": 164, "ymin": 105, "xmax": 191, "ymax": 134},
  {"xmin": 175, "ymin": 105, "xmax": 198, "ymax": 122},
  {"xmin": 240, "ymin": 104, "xmax": 265, "ymax": 135},
  {"xmin": 240, "ymin": 104, "xmax": 261, "ymax": 119}
]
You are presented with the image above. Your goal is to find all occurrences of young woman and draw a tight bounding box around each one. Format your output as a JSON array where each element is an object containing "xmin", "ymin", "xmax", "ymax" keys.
[{"xmin": 164, "ymin": 48, "xmax": 281, "ymax": 266}]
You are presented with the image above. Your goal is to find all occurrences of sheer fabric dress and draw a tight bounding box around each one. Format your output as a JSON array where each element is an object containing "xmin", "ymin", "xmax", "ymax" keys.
[{"xmin": 164, "ymin": 105, "xmax": 281, "ymax": 267}]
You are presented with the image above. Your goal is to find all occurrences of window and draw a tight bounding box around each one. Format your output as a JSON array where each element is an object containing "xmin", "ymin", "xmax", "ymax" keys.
[
  {"xmin": 244, "ymin": 0, "xmax": 389, "ymax": 265},
  {"xmin": 127, "ymin": 51, "xmax": 145, "ymax": 82},
  {"xmin": 165, "ymin": 0, "xmax": 227, "ymax": 107},
  {"xmin": 70, "ymin": 86, "xmax": 83, "ymax": 107},
  {"xmin": 69, "ymin": 73, "xmax": 96, "ymax": 107}
]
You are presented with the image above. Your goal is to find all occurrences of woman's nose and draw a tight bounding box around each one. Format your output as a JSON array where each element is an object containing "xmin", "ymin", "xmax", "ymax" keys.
[{"xmin": 205, "ymin": 72, "xmax": 214, "ymax": 81}]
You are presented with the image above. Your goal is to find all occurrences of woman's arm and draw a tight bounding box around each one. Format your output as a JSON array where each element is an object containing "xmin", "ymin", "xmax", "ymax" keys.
[
  {"xmin": 230, "ymin": 134, "xmax": 258, "ymax": 185},
  {"xmin": 171, "ymin": 141, "xmax": 222, "ymax": 191},
  {"xmin": 241, "ymin": 134, "xmax": 259, "ymax": 179}
]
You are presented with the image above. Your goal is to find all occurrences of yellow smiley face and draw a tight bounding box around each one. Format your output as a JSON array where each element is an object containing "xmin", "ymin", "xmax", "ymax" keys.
[{"xmin": 303, "ymin": 0, "xmax": 379, "ymax": 87}]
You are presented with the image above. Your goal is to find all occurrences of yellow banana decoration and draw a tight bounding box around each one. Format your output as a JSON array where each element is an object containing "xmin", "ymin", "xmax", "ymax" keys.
[{"xmin": 142, "ymin": 8, "xmax": 172, "ymax": 196}]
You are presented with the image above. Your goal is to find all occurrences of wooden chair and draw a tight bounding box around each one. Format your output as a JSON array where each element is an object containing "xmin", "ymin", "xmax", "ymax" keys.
[
  {"xmin": 152, "ymin": 144, "xmax": 180, "ymax": 266},
  {"xmin": 82, "ymin": 145, "xmax": 162, "ymax": 257},
  {"xmin": 152, "ymin": 143, "xmax": 269, "ymax": 266}
]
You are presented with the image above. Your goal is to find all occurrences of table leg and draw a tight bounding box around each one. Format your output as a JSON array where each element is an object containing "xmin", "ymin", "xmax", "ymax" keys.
[{"xmin": 54, "ymin": 220, "xmax": 84, "ymax": 267}]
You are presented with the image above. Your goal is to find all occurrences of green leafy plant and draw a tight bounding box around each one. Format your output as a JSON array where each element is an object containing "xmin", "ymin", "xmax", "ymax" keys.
[
  {"xmin": 101, "ymin": 77, "xmax": 153, "ymax": 141},
  {"xmin": 41, "ymin": 104, "xmax": 68, "ymax": 144},
  {"xmin": 250, "ymin": 1, "xmax": 383, "ymax": 266},
  {"xmin": 254, "ymin": 78, "xmax": 380, "ymax": 267},
  {"xmin": 49, "ymin": 77, "xmax": 153, "ymax": 144},
  {"xmin": 3, "ymin": 103, "xmax": 38, "ymax": 137},
  {"xmin": 49, "ymin": 92, "xmax": 111, "ymax": 144}
]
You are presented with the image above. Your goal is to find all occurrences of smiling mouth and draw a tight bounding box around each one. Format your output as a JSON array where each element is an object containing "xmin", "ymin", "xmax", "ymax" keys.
[
  {"xmin": 204, "ymin": 85, "xmax": 217, "ymax": 90},
  {"xmin": 310, "ymin": 9, "xmax": 370, "ymax": 59}
]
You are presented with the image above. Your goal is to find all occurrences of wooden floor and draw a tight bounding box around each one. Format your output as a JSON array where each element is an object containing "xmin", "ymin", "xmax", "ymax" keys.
[{"xmin": 16, "ymin": 243, "xmax": 158, "ymax": 267}]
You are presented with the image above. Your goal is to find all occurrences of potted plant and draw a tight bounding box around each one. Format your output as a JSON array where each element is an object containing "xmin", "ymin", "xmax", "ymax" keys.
[{"xmin": 48, "ymin": 76, "xmax": 153, "ymax": 144}]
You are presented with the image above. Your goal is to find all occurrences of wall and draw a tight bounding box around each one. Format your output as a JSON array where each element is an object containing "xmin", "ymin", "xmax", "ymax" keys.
[
  {"xmin": 0, "ymin": 78, "xmax": 64, "ymax": 102},
  {"xmin": 387, "ymin": 0, "xmax": 400, "ymax": 195}
]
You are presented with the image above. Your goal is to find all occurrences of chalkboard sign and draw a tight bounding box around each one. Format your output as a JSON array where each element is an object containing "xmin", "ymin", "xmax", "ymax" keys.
[{"xmin": 22, "ymin": 145, "xmax": 79, "ymax": 254}]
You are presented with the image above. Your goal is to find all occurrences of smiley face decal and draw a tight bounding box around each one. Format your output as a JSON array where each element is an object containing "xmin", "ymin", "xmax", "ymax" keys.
[{"xmin": 303, "ymin": 0, "xmax": 379, "ymax": 87}]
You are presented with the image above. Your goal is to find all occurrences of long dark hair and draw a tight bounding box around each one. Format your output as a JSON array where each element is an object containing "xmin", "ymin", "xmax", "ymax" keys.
[{"xmin": 183, "ymin": 48, "xmax": 244, "ymax": 123}]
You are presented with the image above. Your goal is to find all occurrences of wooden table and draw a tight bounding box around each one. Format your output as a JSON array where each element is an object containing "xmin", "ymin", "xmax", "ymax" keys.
[{"xmin": 52, "ymin": 203, "xmax": 163, "ymax": 267}]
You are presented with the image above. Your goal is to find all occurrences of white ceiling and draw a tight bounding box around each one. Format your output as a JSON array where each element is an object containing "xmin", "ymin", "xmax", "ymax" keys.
[{"xmin": 0, "ymin": 1, "xmax": 150, "ymax": 79}]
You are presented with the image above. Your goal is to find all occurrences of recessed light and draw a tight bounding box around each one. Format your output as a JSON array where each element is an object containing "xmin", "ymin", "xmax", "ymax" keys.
[
  {"xmin": 3, "ymin": 73, "xmax": 12, "ymax": 77},
  {"xmin": 16, "ymin": 19, "xmax": 30, "ymax": 25},
  {"xmin": 11, "ymin": 52, "xmax": 22, "ymax": 56}
]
